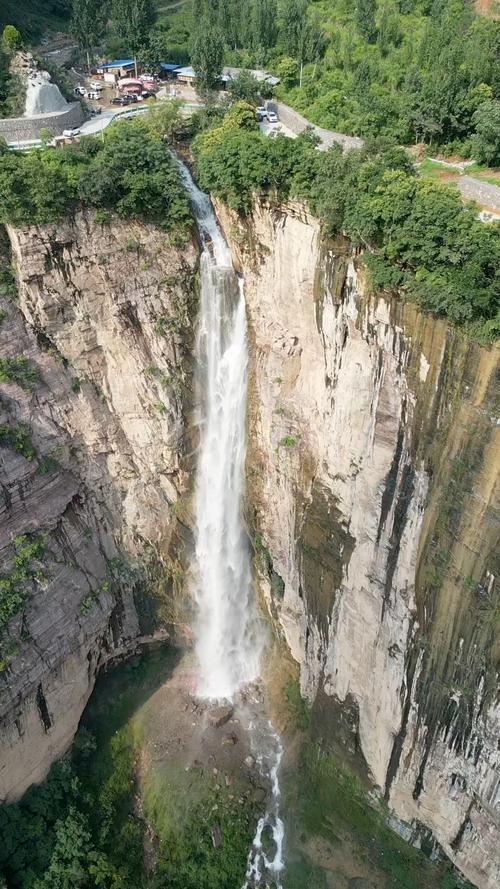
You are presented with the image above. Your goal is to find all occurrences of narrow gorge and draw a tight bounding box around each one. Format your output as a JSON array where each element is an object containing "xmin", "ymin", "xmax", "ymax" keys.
[{"xmin": 0, "ymin": 190, "xmax": 498, "ymax": 889}]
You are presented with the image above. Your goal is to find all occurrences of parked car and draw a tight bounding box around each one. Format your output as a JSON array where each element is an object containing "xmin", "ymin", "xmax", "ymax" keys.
[
  {"xmin": 62, "ymin": 128, "xmax": 81, "ymax": 138},
  {"xmin": 74, "ymin": 85, "xmax": 86, "ymax": 96},
  {"xmin": 89, "ymin": 81, "xmax": 103, "ymax": 91},
  {"xmin": 256, "ymin": 106, "xmax": 267, "ymax": 115},
  {"xmin": 141, "ymin": 90, "xmax": 156, "ymax": 99},
  {"xmin": 89, "ymin": 106, "xmax": 102, "ymax": 116},
  {"xmin": 85, "ymin": 90, "xmax": 101, "ymax": 101},
  {"xmin": 112, "ymin": 95, "xmax": 133, "ymax": 106},
  {"xmin": 267, "ymin": 111, "xmax": 278, "ymax": 123}
]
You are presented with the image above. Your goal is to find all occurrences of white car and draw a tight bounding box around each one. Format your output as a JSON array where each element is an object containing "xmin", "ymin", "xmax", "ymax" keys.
[
  {"xmin": 62, "ymin": 128, "xmax": 81, "ymax": 138},
  {"xmin": 267, "ymin": 111, "xmax": 278, "ymax": 123},
  {"xmin": 90, "ymin": 81, "xmax": 103, "ymax": 91}
]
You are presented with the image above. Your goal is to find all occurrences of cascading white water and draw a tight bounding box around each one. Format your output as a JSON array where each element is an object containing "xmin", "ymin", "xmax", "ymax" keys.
[
  {"xmin": 178, "ymin": 163, "xmax": 261, "ymax": 699},
  {"xmin": 178, "ymin": 162, "xmax": 285, "ymax": 887}
]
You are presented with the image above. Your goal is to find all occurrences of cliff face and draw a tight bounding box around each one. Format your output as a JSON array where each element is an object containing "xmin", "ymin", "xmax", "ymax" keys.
[
  {"xmin": 217, "ymin": 200, "xmax": 500, "ymax": 889},
  {"xmin": 0, "ymin": 212, "xmax": 197, "ymax": 802}
]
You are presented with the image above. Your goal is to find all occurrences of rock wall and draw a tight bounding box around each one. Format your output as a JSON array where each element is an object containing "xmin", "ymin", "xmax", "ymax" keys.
[
  {"xmin": 0, "ymin": 212, "xmax": 197, "ymax": 802},
  {"xmin": 217, "ymin": 199, "xmax": 500, "ymax": 889}
]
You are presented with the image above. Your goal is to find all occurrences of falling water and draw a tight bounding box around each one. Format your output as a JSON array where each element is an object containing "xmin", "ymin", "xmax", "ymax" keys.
[
  {"xmin": 178, "ymin": 162, "xmax": 261, "ymax": 699},
  {"xmin": 178, "ymin": 162, "xmax": 285, "ymax": 886}
]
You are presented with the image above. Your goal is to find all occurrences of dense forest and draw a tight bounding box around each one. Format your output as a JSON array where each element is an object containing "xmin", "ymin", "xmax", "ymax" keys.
[
  {"xmin": 192, "ymin": 102, "xmax": 500, "ymax": 340},
  {"xmin": 156, "ymin": 0, "xmax": 500, "ymax": 155},
  {"xmin": 2, "ymin": 1, "xmax": 499, "ymax": 155}
]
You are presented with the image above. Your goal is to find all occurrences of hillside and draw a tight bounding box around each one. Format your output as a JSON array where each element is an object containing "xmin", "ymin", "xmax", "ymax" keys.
[{"xmin": 0, "ymin": 0, "xmax": 70, "ymax": 41}]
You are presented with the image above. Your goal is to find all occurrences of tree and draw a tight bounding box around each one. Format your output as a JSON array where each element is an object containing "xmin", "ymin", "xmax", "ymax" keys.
[
  {"xmin": 279, "ymin": 0, "xmax": 307, "ymax": 58},
  {"xmin": 356, "ymin": 0, "xmax": 377, "ymax": 44},
  {"xmin": 276, "ymin": 55, "xmax": 299, "ymax": 88},
  {"xmin": 251, "ymin": 0, "xmax": 277, "ymax": 50},
  {"xmin": 39, "ymin": 127, "xmax": 55, "ymax": 146},
  {"xmin": 279, "ymin": 0, "xmax": 324, "ymax": 84},
  {"xmin": 472, "ymin": 100, "xmax": 500, "ymax": 166},
  {"xmin": 112, "ymin": 0, "xmax": 156, "ymax": 75},
  {"xmin": 70, "ymin": 0, "xmax": 108, "ymax": 72},
  {"xmin": 228, "ymin": 70, "xmax": 261, "ymax": 103},
  {"xmin": 191, "ymin": 25, "xmax": 224, "ymax": 91},
  {"xmin": 2, "ymin": 25, "xmax": 22, "ymax": 54}
]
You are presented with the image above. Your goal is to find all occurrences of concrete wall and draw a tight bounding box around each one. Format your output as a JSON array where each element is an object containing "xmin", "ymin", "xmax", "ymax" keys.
[{"xmin": 0, "ymin": 103, "xmax": 85, "ymax": 144}]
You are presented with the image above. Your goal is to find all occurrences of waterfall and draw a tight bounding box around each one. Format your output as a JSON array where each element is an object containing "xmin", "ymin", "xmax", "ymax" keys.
[
  {"xmin": 178, "ymin": 163, "xmax": 261, "ymax": 699},
  {"xmin": 178, "ymin": 162, "xmax": 285, "ymax": 888}
]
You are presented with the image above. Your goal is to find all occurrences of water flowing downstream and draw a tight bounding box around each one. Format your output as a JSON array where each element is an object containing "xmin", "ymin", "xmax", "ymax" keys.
[
  {"xmin": 179, "ymin": 162, "xmax": 285, "ymax": 887},
  {"xmin": 178, "ymin": 162, "xmax": 261, "ymax": 699}
]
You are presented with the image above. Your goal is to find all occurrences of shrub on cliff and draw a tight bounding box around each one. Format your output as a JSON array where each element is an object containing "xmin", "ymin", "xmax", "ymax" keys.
[
  {"xmin": 194, "ymin": 111, "xmax": 500, "ymax": 340},
  {"xmin": 0, "ymin": 119, "xmax": 191, "ymax": 231}
]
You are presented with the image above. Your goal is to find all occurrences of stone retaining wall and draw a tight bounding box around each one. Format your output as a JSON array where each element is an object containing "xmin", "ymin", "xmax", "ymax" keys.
[
  {"xmin": 267, "ymin": 100, "xmax": 364, "ymax": 152},
  {"xmin": 0, "ymin": 103, "xmax": 85, "ymax": 144}
]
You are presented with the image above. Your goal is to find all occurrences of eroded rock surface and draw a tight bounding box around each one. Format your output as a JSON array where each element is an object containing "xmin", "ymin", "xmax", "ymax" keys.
[
  {"xmin": 217, "ymin": 199, "xmax": 500, "ymax": 889},
  {"xmin": 0, "ymin": 212, "xmax": 197, "ymax": 801}
]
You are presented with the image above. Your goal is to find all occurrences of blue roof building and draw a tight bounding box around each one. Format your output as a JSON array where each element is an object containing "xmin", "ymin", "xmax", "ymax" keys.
[{"xmin": 99, "ymin": 59, "xmax": 135, "ymax": 70}]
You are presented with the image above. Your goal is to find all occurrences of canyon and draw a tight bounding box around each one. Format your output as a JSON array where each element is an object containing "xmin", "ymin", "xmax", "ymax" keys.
[{"xmin": 0, "ymin": 199, "xmax": 498, "ymax": 888}]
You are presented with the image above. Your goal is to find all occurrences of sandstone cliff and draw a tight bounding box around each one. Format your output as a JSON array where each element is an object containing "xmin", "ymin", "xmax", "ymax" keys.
[
  {"xmin": 0, "ymin": 213, "xmax": 197, "ymax": 802},
  {"xmin": 217, "ymin": 199, "xmax": 500, "ymax": 889}
]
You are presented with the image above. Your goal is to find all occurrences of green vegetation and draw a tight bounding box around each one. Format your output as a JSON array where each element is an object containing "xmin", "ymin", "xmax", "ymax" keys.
[
  {"xmin": 278, "ymin": 434, "xmax": 299, "ymax": 448},
  {"xmin": 70, "ymin": 0, "xmax": 108, "ymax": 72},
  {"xmin": 191, "ymin": 25, "xmax": 224, "ymax": 91},
  {"xmin": 0, "ymin": 646, "xmax": 255, "ymax": 889},
  {"xmin": 0, "ymin": 256, "xmax": 16, "ymax": 299},
  {"xmin": 157, "ymin": 0, "xmax": 500, "ymax": 156},
  {"xmin": 0, "ymin": 119, "xmax": 191, "ymax": 231},
  {"xmin": 1, "ymin": 25, "xmax": 22, "ymax": 53},
  {"xmin": 472, "ymin": 99, "xmax": 500, "ymax": 166},
  {"xmin": 0, "ymin": 355, "xmax": 41, "ymax": 389},
  {"xmin": 0, "ymin": 423, "xmax": 36, "ymax": 459},
  {"xmin": 145, "ymin": 770, "xmax": 255, "ymax": 889},
  {"xmin": 80, "ymin": 581, "xmax": 110, "ymax": 615},
  {"xmin": 285, "ymin": 744, "xmax": 473, "ymax": 889},
  {"xmin": 194, "ymin": 108, "xmax": 500, "ymax": 340},
  {"xmin": 0, "ymin": 534, "xmax": 46, "ymax": 635},
  {"xmin": 0, "ymin": 1, "xmax": 71, "ymax": 41},
  {"xmin": 283, "ymin": 678, "xmax": 311, "ymax": 730}
]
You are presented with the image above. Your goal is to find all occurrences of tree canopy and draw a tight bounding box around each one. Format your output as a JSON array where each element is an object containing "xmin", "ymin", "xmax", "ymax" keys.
[
  {"xmin": 0, "ymin": 119, "xmax": 191, "ymax": 231},
  {"xmin": 193, "ymin": 107, "xmax": 500, "ymax": 341}
]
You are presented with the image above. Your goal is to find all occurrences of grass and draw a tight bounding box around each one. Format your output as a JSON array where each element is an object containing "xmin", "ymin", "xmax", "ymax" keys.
[
  {"xmin": 418, "ymin": 158, "xmax": 460, "ymax": 180},
  {"xmin": 418, "ymin": 159, "xmax": 500, "ymax": 188},
  {"xmin": 278, "ymin": 435, "xmax": 299, "ymax": 448},
  {"xmin": 465, "ymin": 164, "xmax": 500, "ymax": 187},
  {"xmin": 284, "ymin": 744, "xmax": 474, "ymax": 889}
]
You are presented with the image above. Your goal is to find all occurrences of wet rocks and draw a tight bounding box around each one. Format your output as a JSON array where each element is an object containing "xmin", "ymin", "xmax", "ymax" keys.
[{"xmin": 208, "ymin": 705, "xmax": 234, "ymax": 728}]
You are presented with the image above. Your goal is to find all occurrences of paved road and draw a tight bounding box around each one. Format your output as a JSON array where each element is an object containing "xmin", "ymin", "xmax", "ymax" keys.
[
  {"xmin": 458, "ymin": 176, "xmax": 500, "ymax": 213},
  {"xmin": 268, "ymin": 101, "xmax": 500, "ymax": 217},
  {"xmin": 267, "ymin": 100, "xmax": 364, "ymax": 153}
]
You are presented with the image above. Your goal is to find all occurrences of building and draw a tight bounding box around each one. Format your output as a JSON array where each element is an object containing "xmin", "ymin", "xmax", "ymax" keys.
[
  {"xmin": 174, "ymin": 65, "xmax": 280, "ymax": 89},
  {"xmin": 174, "ymin": 66, "xmax": 196, "ymax": 85},
  {"xmin": 159, "ymin": 63, "xmax": 181, "ymax": 80},
  {"xmin": 96, "ymin": 59, "xmax": 136, "ymax": 82},
  {"xmin": 222, "ymin": 67, "xmax": 280, "ymax": 87}
]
